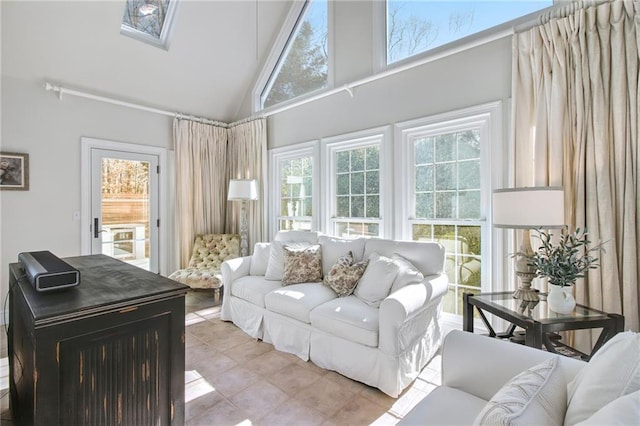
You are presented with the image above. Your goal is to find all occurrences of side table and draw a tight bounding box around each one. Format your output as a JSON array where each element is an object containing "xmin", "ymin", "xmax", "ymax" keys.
[{"xmin": 463, "ymin": 292, "xmax": 624, "ymax": 360}]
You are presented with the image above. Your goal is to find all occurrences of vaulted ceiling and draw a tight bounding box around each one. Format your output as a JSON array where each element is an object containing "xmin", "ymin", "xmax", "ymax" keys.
[{"xmin": 1, "ymin": 0, "xmax": 293, "ymax": 122}]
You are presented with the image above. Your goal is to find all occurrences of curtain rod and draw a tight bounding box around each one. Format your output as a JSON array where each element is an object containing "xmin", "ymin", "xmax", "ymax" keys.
[
  {"xmin": 44, "ymin": 82, "xmax": 263, "ymax": 128},
  {"xmin": 514, "ymin": 0, "xmax": 613, "ymax": 33}
]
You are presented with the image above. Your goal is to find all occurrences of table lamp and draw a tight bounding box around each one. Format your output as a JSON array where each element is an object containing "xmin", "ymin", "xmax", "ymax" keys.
[
  {"xmin": 493, "ymin": 187, "xmax": 564, "ymax": 302},
  {"xmin": 228, "ymin": 179, "xmax": 259, "ymax": 256}
]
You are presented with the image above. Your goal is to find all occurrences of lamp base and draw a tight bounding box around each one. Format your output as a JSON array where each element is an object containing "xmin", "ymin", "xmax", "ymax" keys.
[{"xmin": 513, "ymin": 286, "xmax": 540, "ymax": 303}]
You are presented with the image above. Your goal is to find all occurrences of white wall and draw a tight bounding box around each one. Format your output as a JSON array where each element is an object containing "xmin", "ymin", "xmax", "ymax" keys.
[
  {"xmin": 266, "ymin": 1, "xmax": 513, "ymax": 147},
  {"xmin": 0, "ymin": 76, "xmax": 173, "ymax": 319}
]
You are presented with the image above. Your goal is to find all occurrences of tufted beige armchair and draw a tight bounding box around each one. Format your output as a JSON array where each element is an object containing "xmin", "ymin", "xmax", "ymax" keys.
[{"xmin": 169, "ymin": 234, "xmax": 241, "ymax": 301}]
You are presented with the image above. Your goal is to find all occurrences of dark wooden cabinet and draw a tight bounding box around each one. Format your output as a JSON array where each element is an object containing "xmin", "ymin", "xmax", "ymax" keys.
[{"xmin": 8, "ymin": 254, "xmax": 189, "ymax": 426}]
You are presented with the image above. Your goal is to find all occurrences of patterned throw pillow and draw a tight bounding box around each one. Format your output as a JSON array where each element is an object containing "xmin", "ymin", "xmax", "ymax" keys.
[
  {"xmin": 323, "ymin": 251, "xmax": 368, "ymax": 297},
  {"xmin": 281, "ymin": 244, "xmax": 323, "ymax": 285},
  {"xmin": 472, "ymin": 357, "xmax": 567, "ymax": 426}
]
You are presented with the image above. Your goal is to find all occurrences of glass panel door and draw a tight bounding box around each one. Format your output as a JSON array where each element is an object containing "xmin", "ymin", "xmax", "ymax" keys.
[{"xmin": 91, "ymin": 149, "xmax": 159, "ymax": 272}]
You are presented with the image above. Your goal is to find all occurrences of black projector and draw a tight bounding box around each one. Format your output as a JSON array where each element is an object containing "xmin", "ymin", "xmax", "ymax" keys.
[{"xmin": 18, "ymin": 251, "xmax": 80, "ymax": 292}]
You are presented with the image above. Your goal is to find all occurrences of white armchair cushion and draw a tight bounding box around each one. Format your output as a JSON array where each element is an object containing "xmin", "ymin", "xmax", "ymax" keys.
[
  {"xmin": 249, "ymin": 242, "xmax": 271, "ymax": 276},
  {"xmin": 390, "ymin": 253, "xmax": 424, "ymax": 294},
  {"xmin": 575, "ymin": 390, "xmax": 640, "ymax": 426},
  {"xmin": 565, "ymin": 331, "xmax": 640, "ymax": 425},
  {"xmin": 473, "ymin": 357, "xmax": 567, "ymax": 426},
  {"xmin": 354, "ymin": 252, "xmax": 399, "ymax": 308}
]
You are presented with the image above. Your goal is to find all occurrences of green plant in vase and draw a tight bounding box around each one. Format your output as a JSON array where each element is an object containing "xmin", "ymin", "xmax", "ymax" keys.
[{"xmin": 522, "ymin": 226, "xmax": 604, "ymax": 314}]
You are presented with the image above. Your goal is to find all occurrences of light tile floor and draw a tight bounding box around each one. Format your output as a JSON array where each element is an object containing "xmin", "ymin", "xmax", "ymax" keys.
[{"xmin": 0, "ymin": 291, "xmax": 446, "ymax": 425}]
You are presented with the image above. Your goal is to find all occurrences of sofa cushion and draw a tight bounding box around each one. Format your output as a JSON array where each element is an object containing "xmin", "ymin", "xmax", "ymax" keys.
[
  {"xmin": 230, "ymin": 276, "xmax": 282, "ymax": 308},
  {"xmin": 249, "ymin": 242, "xmax": 271, "ymax": 276},
  {"xmin": 390, "ymin": 253, "xmax": 424, "ymax": 294},
  {"xmin": 398, "ymin": 386, "xmax": 488, "ymax": 426},
  {"xmin": 274, "ymin": 230, "xmax": 320, "ymax": 243},
  {"xmin": 323, "ymin": 251, "xmax": 368, "ymax": 297},
  {"xmin": 354, "ymin": 252, "xmax": 399, "ymax": 308},
  {"xmin": 310, "ymin": 296, "xmax": 379, "ymax": 347},
  {"xmin": 265, "ymin": 283, "xmax": 336, "ymax": 324},
  {"xmin": 265, "ymin": 241, "xmax": 312, "ymax": 281},
  {"xmin": 282, "ymin": 244, "xmax": 323, "ymax": 285},
  {"xmin": 363, "ymin": 238, "xmax": 445, "ymax": 276},
  {"xmin": 575, "ymin": 390, "xmax": 640, "ymax": 426},
  {"xmin": 565, "ymin": 331, "xmax": 640, "ymax": 425},
  {"xmin": 473, "ymin": 357, "xmax": 567, "ymax": 426},
  {"xmin": 318, "ymin": 235, "xmax": 366, "ymax": 276}
]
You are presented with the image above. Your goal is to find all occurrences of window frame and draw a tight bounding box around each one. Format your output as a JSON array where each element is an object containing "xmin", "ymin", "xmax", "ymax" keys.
[
  {"xmin": 269, "ymin": 141, "xmax": 321, "ymax": 240},
  {"xmin": 253, "ymin": 0, "xmax": 334, "ymax": 112},
  {"xmin": 120, "ymin": 0, "xmax": 179, "ymax": 50},
  {"xmin": 322, "ymin": 126, "xmax": 393, "ymax": 239},
  {"xmin": 394, "ymin": 102, "xmax": 503, "ymax": 317}
]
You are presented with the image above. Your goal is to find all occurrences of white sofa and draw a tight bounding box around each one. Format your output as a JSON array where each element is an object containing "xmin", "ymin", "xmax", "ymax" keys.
[
  {"xmin": 400, "ymin": 330, "xmax": 640, "ymax": 425},
  {"xmin": 220, "ymin": 231, "xmax": 447, "ymax": 397}
]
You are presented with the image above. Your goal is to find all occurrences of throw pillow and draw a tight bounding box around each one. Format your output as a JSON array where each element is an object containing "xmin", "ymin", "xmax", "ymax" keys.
[
  {"xmin": 281, "ymin": 244, "xmax": 323, "ymax": 285},
  {"xmin": 473, "ymin": 357, "xmax": 567, "ymax": 426},
  {"xmin": 249, "ymin": 242, "xmax": 271, "ymax": 276},
  {"xmin": 264, "ymin": 241, "xmax": 311, "ymax": 281},
  {"xmin": 565, "ymin": 331, "xmax": 640, "ymax": 425},
  {"xmin": 575, "ymin": 390, "xmax": 640, "ymax": 426},
  {"xmin": 323, "ymin": 251, "xmax": 368, "ymax": 297},
  {"xmin": 354, "ymin": 252, "xmax": 400, "ymax": 308},
  {"xmin": 390, "ymin": 253, "xmax": 424, "ymax": 294}
]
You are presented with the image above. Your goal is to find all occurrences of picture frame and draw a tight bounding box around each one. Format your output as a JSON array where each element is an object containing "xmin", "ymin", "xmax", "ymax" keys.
[{"xmin": 0, "ymin": 152, "xmax": 29, "ymax": 190}]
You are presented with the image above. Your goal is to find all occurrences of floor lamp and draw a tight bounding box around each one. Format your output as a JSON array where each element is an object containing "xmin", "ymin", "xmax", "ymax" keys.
[
  {"xmin": 228, "ymin": 179, "xmax": 259, "ymax": 257},
  {"xmin": 493, "ymin": 187, "xmax": 564, "ymax": 303}
]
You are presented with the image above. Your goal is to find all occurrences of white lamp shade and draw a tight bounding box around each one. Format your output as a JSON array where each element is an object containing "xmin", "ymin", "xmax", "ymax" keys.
[
  {"xmin": 493, "ymin": 187, "xmax": 564, "ymax": 228},
  {"xmin": 228, "ymin": 179, "xmax": 258, "ymax": 201}
]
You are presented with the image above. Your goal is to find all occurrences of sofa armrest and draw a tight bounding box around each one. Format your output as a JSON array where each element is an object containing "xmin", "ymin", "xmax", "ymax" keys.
[
  {"xmin": 378, "ymin": 273, "xmax": 448, "ymax": 355},
  {"xmin": 441, "ymin": 330, "xmax": 585, "ymax": 401},
  {"xmin": 220, "ymin": 256, "xmax": 252, "ymax": 320}
]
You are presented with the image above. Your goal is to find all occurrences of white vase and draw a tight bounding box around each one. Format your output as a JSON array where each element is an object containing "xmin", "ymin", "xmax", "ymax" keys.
[{"xmin": 547, "ymin": 283, "xmax": 576, "ymax": 314}]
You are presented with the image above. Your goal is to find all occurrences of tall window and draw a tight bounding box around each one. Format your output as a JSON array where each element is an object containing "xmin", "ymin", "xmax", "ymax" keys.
[
  {"xmin": 270, "ymin": 143, "xmax": 319, "ymax": 237},
  {"xmin": 324, "ymin": 129, "xmax": 391, "ymax": 239},
  {"xmin": 397, "ymin": 104, "xmax": 500, "ymax": 315},
  {"xmin": 262, "ymin": 0, "xmax": 329, "ymax": 108},
  {"xmin": 386, "ymin": 0, "xmax": 553, "ymax": 64}
]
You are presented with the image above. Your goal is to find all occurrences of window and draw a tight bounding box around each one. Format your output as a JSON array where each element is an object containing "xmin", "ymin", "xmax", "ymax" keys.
[
  {"xmin": 324, "ymin": 128, "xmax": 392, "ymax": 239},
  {"xmin": 261, "ymin": 0, "xmax": 329, "ymax": 108},
  {"xmin": 270, "ymin": 142, "xmax": 319, "ymax": 238},
  {"xmin": 386, "ymin": 0, "xmax": 553, "ymax": 64},
  {"xmin": 121, "ymin": 0, "xmax": 178, "ymax": 49},
  {"xmin": 396, "ymin": 103, "xmax": 501, "ymax": 316}
]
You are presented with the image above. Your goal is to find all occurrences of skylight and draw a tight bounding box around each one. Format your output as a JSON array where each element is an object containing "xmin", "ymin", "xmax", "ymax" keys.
[{"xmin": 121, "ymin": 0, "xmax": 178, "ymax": 49}]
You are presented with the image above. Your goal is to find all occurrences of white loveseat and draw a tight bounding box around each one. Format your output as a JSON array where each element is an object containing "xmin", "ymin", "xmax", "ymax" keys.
[
  {"xmin": 400, "ymin": 330, "xmax": 640, "ymax": 425},
  {"xmin": 220, "ymin": 231, "xmax": 447, "ymax": 397}
]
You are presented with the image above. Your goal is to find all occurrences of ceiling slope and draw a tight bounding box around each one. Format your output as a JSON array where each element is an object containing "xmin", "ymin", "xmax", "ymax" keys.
[{"xmin": 1, "ymin": 0, "xmax": 292, "ymax": 122}]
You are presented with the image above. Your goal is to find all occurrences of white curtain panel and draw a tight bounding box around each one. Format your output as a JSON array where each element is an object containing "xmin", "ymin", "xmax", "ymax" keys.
[
  {"xmin": 174, "ymin": 119, "xmax": 228, "ymax": 267},
  {"xmin": 512, "ymin": 0, "xmax": 639, "ymax": 334},
  {"xmin": 227, "ymin": 118, "xmax": 267, "ymax": 251}
]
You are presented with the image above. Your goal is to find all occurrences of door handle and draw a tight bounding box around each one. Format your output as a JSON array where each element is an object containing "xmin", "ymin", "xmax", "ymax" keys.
[{"xmin": 93, "ymin": 218, "xmax": 107, "ymax": 238}]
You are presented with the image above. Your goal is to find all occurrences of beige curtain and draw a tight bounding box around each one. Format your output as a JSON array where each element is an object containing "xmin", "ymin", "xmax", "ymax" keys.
[
  {"xmin": 174, "ymin": 119, "xmax": 228, "ymax": 267},
  {"xmin": 513, "ymin": 1, "xmax": 639, "ymax": 333},
  {"xmin": 226, "ymin": 118, "xmax": 267, "ymax": 250}
]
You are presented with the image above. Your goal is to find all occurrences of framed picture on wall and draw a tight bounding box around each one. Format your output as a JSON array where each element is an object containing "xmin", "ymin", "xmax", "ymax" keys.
[{"xmin": 0, "ymin": 152, "xmax": 29, "ymax": 190}]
